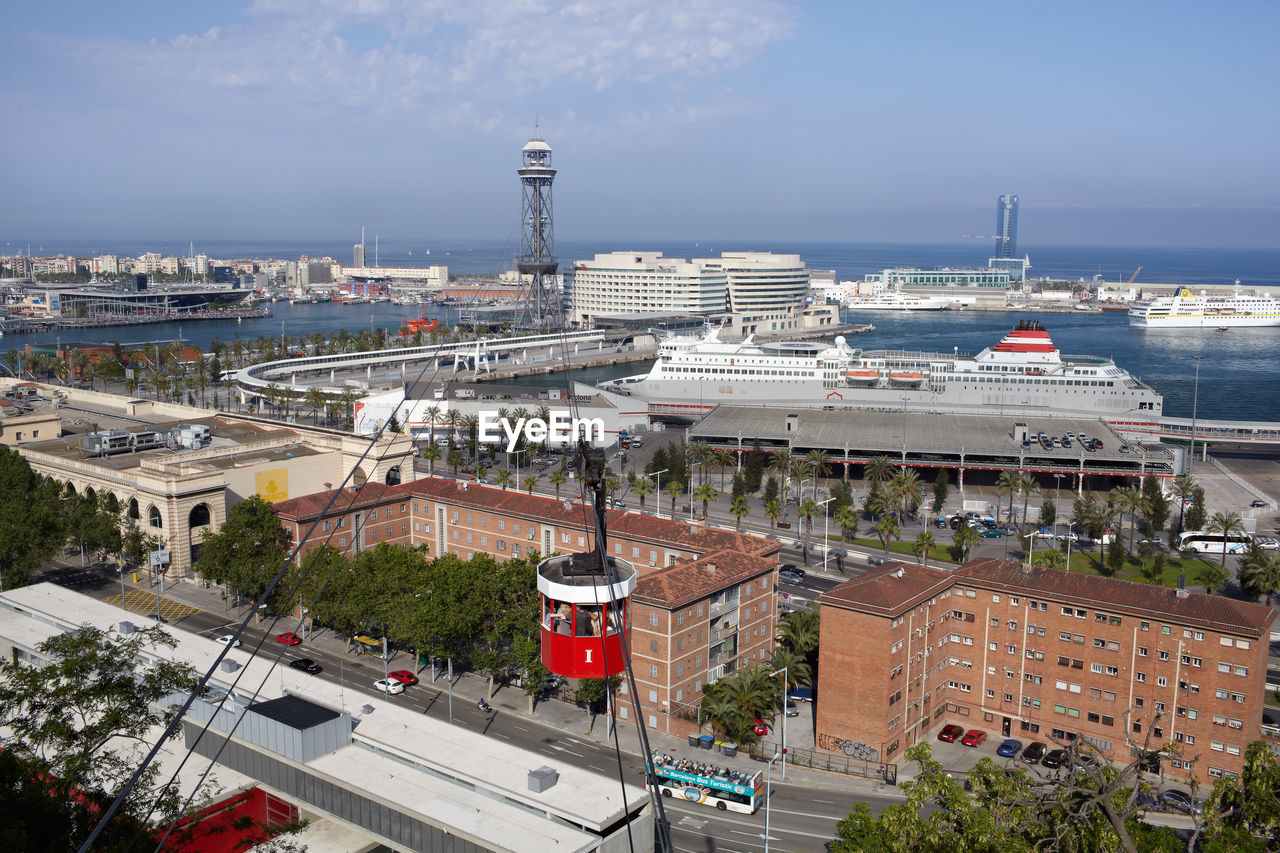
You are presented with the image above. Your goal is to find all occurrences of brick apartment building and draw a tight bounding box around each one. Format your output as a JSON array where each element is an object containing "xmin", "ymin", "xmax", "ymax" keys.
[
  {"xmin": 817, "ymin": 558, "xmax": 1275, "ymax": 784},
  {"xmin": 273, "ymin": 475, "xmax": 781, "ymax": 737}
]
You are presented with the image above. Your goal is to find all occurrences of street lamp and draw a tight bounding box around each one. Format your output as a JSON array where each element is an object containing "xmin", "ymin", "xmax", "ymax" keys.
[
  {"xmin": 761, "ymin": 752, "xmax": 782, "ymax": 852},
  {"xmin": 649, "ymin": 469, "xmax": 668, "ymax": 519},
  {"xmin": 1024, "ymin": 531, "xmax": 1045, "ymax": 571},
  {"xmin": 770, "ymin": 667, "xmax": 789, "ymax": 779},
  {"xmin": 689, "ymin": 462, "xmax": 704, "ymax": 523},
  {"xmin": 819, "ymin": 497, "xmax": 835, "ymax": 571},
  {"xmin": 1188, "ymin": 355, "xmax": 1204, "ymax": 477},
  {"xmin": 509, "ymin": 448, "xmax": 525, "ymax": 484},
  {"xmin": 796, "ymin": 478, "xmax": 810, "ymax": 512}
]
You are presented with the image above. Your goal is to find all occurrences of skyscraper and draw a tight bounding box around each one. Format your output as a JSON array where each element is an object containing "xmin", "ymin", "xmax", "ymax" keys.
[
  {"xmin": 995, "ymin": 194, "xmax": 1018, "ymax": 259},
  {"xmin": 353, "ymin": 226, "xmax": 366, "ymax": 268}
]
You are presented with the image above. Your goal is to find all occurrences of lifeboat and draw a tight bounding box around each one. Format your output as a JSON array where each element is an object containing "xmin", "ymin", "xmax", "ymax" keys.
[
  {"xmin": 889, "ymin": 371, "xmax": 925, "ymax": 384},
  {"xmin": 845, "ymin": 369, "xmax": 879, "ymax": 383}
]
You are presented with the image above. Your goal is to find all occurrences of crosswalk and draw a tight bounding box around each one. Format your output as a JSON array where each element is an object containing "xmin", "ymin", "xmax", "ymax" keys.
[{"xmin": 104, "ymin": 589, "xmax": 203, "ymax": 623}]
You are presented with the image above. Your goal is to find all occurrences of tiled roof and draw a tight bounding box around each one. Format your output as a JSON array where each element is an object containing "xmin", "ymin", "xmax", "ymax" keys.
[
  {"xmin": 818, "ymin": 561, "xmax": 954, "ymax": 617},
  {"xmin": 395, "ymin": 476, "xmax": 779, "ymax": 558},
  {"xmin": 272, "ymin": 482, "xmax": 402, "ymax": 521},
  {"xmin": 956, "ymin": 558, "xmax": 1276, "ymax": 637},
  {"xmin": 633, "ymin": 550, "xmax": 776, "ymax": 610}
]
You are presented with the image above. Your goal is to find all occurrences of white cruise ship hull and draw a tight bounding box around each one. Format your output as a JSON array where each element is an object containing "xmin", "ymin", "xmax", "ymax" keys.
[
  {"xmin": 1129, "ymin": 313, "xmax": 1280, "ymax": 328},
  {"xmin": 1128, "ymin": 286, "xmax": 1280, "ymax": 328}
]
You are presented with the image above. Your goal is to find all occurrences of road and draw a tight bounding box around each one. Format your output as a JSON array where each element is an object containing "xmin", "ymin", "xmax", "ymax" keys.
[{"xmin": 36, "ymin": 559, "xmax": 898, "ymax": 852}]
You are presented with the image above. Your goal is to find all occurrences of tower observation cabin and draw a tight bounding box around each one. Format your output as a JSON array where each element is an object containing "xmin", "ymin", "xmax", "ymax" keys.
[{"xmin": 537, "ymin": 552, "xmax": 637, "ymax": 679}]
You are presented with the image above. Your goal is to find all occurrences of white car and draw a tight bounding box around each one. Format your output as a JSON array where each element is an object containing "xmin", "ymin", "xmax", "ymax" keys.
[
  {"xmin": 216, "ymin": 635, "xmax": 242, "ymax": 648},
  {"xmin": 1256, "ymin": 537, "xmax": 1280, "ymax": 551},
  {"xmin": 374, "ymin": 678, "xmax": 405, "ymax": 695},
  {"xmin": 1056, "ymin": 532, "xmax": 1080, "ymax": 543}
]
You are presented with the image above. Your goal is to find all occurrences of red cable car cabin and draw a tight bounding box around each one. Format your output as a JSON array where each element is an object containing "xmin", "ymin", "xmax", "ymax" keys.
[{"xmin": 537, "ymin": 552, "xmax": 637, "ymax": 679}]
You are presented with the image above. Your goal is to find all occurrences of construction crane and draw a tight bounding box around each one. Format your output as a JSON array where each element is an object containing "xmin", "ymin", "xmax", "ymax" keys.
[{"xmin": 1126, "ymin": 266, "xmax": 1142, "ymax": 285}]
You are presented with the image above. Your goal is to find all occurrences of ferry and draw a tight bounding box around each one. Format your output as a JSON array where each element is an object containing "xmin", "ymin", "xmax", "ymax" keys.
[
  {"xmin": 1128, "ymin": 282, "xmax": 1280, "ymax": 328},
  {"xmin": 843, "ymin": 291, "xmax": 954, "ymax": 311},
  {"xmin": 599, "ymin": 321, "xmax": 1162, "ymax": 423}
]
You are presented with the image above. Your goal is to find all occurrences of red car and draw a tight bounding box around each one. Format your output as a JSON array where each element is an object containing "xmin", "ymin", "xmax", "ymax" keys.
[
  {"xmin": 752, "ymin": 718, "xmax": 770, "ymax": 736},
  {"xmin": 937, "ymin": 724, "xmax": 965, "ymax": 743},
  {"xmin": 274, "ymin": 632, "xmax": 302, "ymax": 646},
  {"xmin": 961, "ymin": 729, "xmax": 987, "ymax": 748},
  {"xmin": 387, "ymin": 670, "xmax": 419, "ymax": 687}
]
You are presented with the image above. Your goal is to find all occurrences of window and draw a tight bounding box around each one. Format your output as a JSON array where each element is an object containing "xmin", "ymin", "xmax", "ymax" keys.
[
  {"xmin": 1234, "ymin": 665, "xmax": 1248, "ymax": 677},
  {"xmin": 1159, "ymin": 650, "xmax": 1170, "ymax": 661},
  {"xmin": 1136, "ymin": 672, "xmax": 1146, "ymax": 683},
  {"xmin": 1138, "ymin": 646, "xmax": 1148, "ymax": 657},
  {"xmin": 1157, "ymin": 676, "xmax": 1168, "ymax": 687},
  {"xmin": 649, "ymin": 665, "xmax": 658, "ymax": 678},
  {"xmin": 649, "ymin": 613, "xmax": 659, "ymax": 627}
]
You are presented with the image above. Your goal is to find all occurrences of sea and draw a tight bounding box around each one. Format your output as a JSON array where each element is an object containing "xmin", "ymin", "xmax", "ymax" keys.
[{"xmin": 7, "ymin": 239, "xmax": 1280, "ymax": 422}]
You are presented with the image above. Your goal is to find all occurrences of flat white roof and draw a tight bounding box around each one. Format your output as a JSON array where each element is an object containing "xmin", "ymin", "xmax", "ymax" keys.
[{"xmin": 0, "ymin": 584, "xmax": 648, "ymax": 853}]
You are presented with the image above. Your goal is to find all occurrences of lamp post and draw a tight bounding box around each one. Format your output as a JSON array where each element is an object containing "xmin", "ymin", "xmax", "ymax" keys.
[
  {"xmin": 796, "ymin": 478, "xmax": 810, "ymax": 514},
  {"xmin": 770, "ymin": 668, "xmax": 789, "ymax": 779},
  {"xmin": 1024, "ymin": 531, "xmax": 1044, "ymax": 571},
  {"xmin": 649, "ymin": 469, "xmax": 668, "ymax": 519},
  {"xmin": 689, "ymin": 462, "xmax": 704, "ymax": 523},
  {"xmin": 819, "ymin": 497, "xmax": 835, "ymax": 571},
  {"xmin": 509, "ymin": 448, "xmax": 525, "ymax": 485},
  {"xmin": 1188, "ymin": 355, "xmax": 1204, "ymax": 477},
  {"xmin": 761, "ymin": 752, "xmax": 782, "ymax": 852}
]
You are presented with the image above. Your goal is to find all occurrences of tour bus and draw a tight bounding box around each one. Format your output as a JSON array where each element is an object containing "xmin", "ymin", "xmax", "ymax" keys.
[
  {"xmin": 645, "ymin": 752, "xmax": 764, "ymax": 813},
  {"xmin": 1178, "ymin": 531, "xmax": 1253, "ymax": 554}
]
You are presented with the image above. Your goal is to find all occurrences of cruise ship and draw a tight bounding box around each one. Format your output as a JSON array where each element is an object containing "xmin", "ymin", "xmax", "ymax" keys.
[
  {"xmin": 600, "ymin": 321, "xmax": 1162, "ymax": 422},
  {"xmin": 1128, "ymin": 282, "xmax": 1280, "ymax": 328},
  {"xmin": 843, "ymin": 291, "xmax": 954, "ymax": 311}
]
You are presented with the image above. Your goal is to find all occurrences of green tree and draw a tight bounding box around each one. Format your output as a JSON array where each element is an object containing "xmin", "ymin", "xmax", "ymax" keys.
[
  {"xmin": 1110, "ymin": 483, "xmax": 1148, "ymax": 554},
  {"xmin": 1171, "ymin": 473, "xmax": 1197, "ymax": 534},
  {"xmin": 913, "ymin": 531, "xmax": 935, "ymax": 568},
  {"xmin": 632, "ymin": 476, "xmax": 653, "ymax": 512},
  {"xmin": 664, "ymin": 480, "xmax": 684, "ymax": 517},
  {"xmin": 834, "ymin": 504, "xmax": 859, "ymax": 542},
  {"xmin": 1105, "ymin": 535, "xmax": 1127, "ymax": 577},
  {"xmin": 194, "ymin": 495, "xmax": 292, "ymax": 610},
  {"xmin": 952, "ymin": 525, "xmax": 981, "ymax": 562},
  {"xmin": 798, "ymin": 497, "xmax": 819, "ymax": 535},
  {"xmin": 521, "ymin": 474, "xmax": 538, "ymax": 494},
  {"xmin": 762, "ymin": 474, "xmax": 779, "ymax": 507},
  {"xmin": 1201, "ymin": 741, "xmax": 1280, "ymax": 851},
  {"xmin": 729, "ymin": 495, "xmax": 750, "ymax": 530},
  {"xmin": 1142, "ymin": 473, "xmax": 1170, "ymax": 533},
  {"xmin": 1018, "ymin": 472, "xmax": 1040, "ymax": 534},
  {"xmin": 1186, "ymin": 485, "xmax": 1207, "ymax": 532},
  {"xmin": 447, "ymin": 448, "xmax": 465, "ymax": 478},
  {"xmin": 743, "ymin": 439, "xmax": 766, "ymax": 491},
  {"xmin": 1207, "ymin": 510, "xmax": 1245, "ymax": 577},
  {"xmin": 0, "ymin": 447, "xmax": 69, "ymax": 590},
  {"xmin": 693, "ymin": 482, "xmax": 718, "ymax": 518},
  {"xmin": 1239, "ymin": 544, "xmax": 1280, "ymax": 605},
  {"xmin": 1039, "ymin": 496, "xmax": 1057, "ymax": 528},
  {"xmin": 765, "ymin": 499, "xmax": 782, "ymax": 529},
  {"xmin": 1196, "ymin": 561, "xmax": 1229, "ymax": 595},
  {"xmin": 874, "ymin": 514, "xmax": 900, "ymax": 559},
  {"xmin": 549, "ymin": 467, "xmax": 568, "ymax": 500},
  {"xmin": 932, "ymin": 469, "xmax": 950, "ymax": 514},
  {"xmin": 996, "ymin": 468, "xmax": 1022, "ymax": 528},
  {"xmin": 494, "ymin": 467, "xmax": 514, "ymax": 491},
  {"xmin": 890, "ymin": 467, "xmax": 924, "ymax": 522},
  {"xmin": 778, "ymin": 605, "xmax": 820, "ymax": 658},
  {"xmin": 421, "ymin": 441, "xmax": 441, "ymax": 476}
]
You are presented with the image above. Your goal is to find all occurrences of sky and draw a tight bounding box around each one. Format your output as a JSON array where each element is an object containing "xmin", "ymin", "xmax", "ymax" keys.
[{"xmin": 3, "ymin": 0, "xmax": 1279, "ymax": 248}]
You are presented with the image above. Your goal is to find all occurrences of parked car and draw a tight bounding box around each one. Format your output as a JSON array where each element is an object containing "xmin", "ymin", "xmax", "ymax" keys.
[
  {"xmin": 1056, "ymin": 532, "xmax": 1080, "ymax": 542},
  {"xmin": 1252, "ymin": 499, "xmax": 1270, "ymax": 508},
  {"xmin": 1042, "ymin": 749, "xmax": 1067, "ymax": 769},
  {"xmin": 1159, "ymin": 789, "xmax": 1201, "ymax": 815},
  {"xmin": 996, "ymin": 738, "xmax": 1023, "ymax": 758},
  {"xmin": 387, "ymin": 670, "xmax": 419, "ymax": 687},
  {"xmin": 1256, "ymin": 537, "xmax": 1280, "ymax": 551},
  {"xmin": 980, "ymin": 528, "xmax": 1004, "ymax": 538},
  {"xmin": 1021, "ymin": 742, "xmax": 1047, "ymax": 764},
  {"xmin": 779, "ymin": 568, "xmax": 804, "ymax": 585},
  {"xmin": 784, "ymin": 699, "xmax": 800, "ymax": 717},
  {"xmin": 216, "ymin": 634, "xmax": 242, "ymax": 648},
  {"xmin": 937, "ymin": 724, "xmax": 965, "ymax": 743},
  {"xmin": 275, "ymin": 632, "xmax": 302, "ymax": 646},
  {"xmin": 374, "ymin": 678, "xmax": 405, "ymax": 695},
  {"xmin": 752, "ymin": 718, "xmax": 770, "ymax": 736},
  {"xmin": 789, "ymin": 686, "xmax": 814, "ymax": 703},
  {"xmin": 779, "ymin": 564, "xmax": 807, "ymax": 580},
  {"xmin": 935, "ymin": 515, "xmax": 949, "ymax": 528},
  {"xmin": 961, "ymin": 730, "xmax": 987, "ymax": 748},
  {"xmin": 289, "ymin": 658, "xmax": 322, "ymax": 675}
]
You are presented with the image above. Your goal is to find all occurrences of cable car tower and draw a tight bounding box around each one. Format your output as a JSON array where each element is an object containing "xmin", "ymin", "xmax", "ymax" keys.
[{"xmin": 516, "ymin": 133, "xmax": 558, "ymax": 329}]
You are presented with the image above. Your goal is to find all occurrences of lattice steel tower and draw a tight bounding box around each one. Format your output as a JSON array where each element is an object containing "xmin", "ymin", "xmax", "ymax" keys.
[{"xmin": 517, "ymin": 135, "xmax": 558, "ymax": 327}]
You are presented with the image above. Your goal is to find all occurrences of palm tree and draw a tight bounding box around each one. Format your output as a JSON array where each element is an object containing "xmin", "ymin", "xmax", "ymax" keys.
[
  {"xmin": 890, "ymin": 468, "xmax": 924, "ymax": 523},
  {"xmin": 522, "ymin": 475, "xmax": 538, "ymax": 494},
  {"xmin": 421, "ymin": 442, "xmax": 441, "ymax": 476},
  {"xmin": 304, "ymin": 387, "xmax": 327, "ymax": 425},
  {"xmin": 423, "ymin": 403, "xmax": 443, "ymax": 444},
  {"xmin": 953, "ymin": 525, "xmax": 981, "ymax": 562},
  {"xmin": 1018, "ymin": 473, "xmax": 1040, "ymax": 535},
  {"xmin": 447, "ymin": 449, "xmax": 465, "ymax": 478},
  {"xmin": 664, "ymin": 481, "xmax": 684, "ymax": 517},
  {"xmin": 804, "ymin": 449, "xmax": 831, "ymax": 499},
  {"xmin": 833, "ymin": 505, "xmax": 858, "ymax": 541},
  {"xmin": 765, "ymin": 499, "xmax": 782, "ymax": 529},
  {"xmin": 864, "ymin": 455, "xmax": 893, "ymax": 489},
  {"xmin": 1171, "ymin": 473, "xmax": 1196, "ymax": 533},
  {"xmin": 549, "ymin": 468, "xmax": 568, "ymax": 500},
  {"xmin": 778, "ymin": 607, "xmax": 820, "ymax": 657},
  {"xmin": 798, "ymin": 499, "xmax": 819, "ymax": 555},
  {"xmin": 632, "ymin": 477, "xmax": 653, "ymax": 512},
  {"xmin": 494, "ymin": 468, "xmax": 514, "ymax": 491},
  {"xmin": 913, "ymin": 531, "xmax": 935, "ymax": 568},
  {"xmin": 689, "ymin": 440, "xmax": 712, "ymax": 484},
  {"xmin": 874, "ymin": 514, "xmax": 900, "ymax": 559},
  {"xmin": 693, "ymin": 483, "xmax": 718, "ymax": 519},
  {"xmin": 996, "ymin": 469, "xmax": 1021, "ymax": 527},
  {"xmin": 1033, "ymin": 549, "xmax": 1068, "ymax": 570},
  {"xmin": 730, "ymin": 496, "xmax": 750, "ymax": 530},
  {"xmin": 768, "ymin": 449, "xmax": 793, "ymax": 498},
  {"xmin": 1239, "ymin": 544, "xmax": 1280, "ymax": 605},
  {"xmin": 1206, "ymin": 510, "xmax": 1245, "ymax": 577},
  {"xmin": 768, "ymin": 648, "xmax": 812, "ymax": 691},
  {"xmin": 1196, "ymin": 562, "xmax": 1228, "ymax": 595},
  {"xmin": 472, "ymin": 462, "xmax": 489, "ymax": 482},
  {"xmin": 712, "ymin": 447, "xmax": 737, "ymax": 491},
  {"xmin": 1110, "ymin": 484, "xmax": 1147, "ymax": 554}
]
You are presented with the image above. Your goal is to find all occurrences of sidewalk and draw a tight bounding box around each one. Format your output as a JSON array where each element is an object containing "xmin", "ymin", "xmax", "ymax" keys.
[{"xmin": 149, "ymin": 574, "xmax": 895, "ymax": 799}]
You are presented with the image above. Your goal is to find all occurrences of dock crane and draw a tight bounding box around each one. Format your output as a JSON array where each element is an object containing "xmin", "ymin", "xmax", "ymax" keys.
[{"xmin": 1126, "ymin": 266, "xmax": 1142, "ymax": 285}]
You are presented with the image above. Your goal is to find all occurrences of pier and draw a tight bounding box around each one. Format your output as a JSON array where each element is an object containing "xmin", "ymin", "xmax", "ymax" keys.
[{"xmin": 0, "ymin": 306, "xmax": 272, "ymax": 334}]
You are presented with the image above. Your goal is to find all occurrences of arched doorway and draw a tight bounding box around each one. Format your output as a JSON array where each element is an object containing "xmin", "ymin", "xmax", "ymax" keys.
[
  {"xmin": 188, "ymin": 503, "xmax": 211, "ymax": 529},
  {"xmin": 385, "ymin": 465, "xmax": 401, "ymax": 486},
  {"xmin": 128, "ymin": 498, "xmax": 141, "ymax": 521},
  {"xmin": 149, "ymin": 505, "xmax": 163, "ymax": 529}
]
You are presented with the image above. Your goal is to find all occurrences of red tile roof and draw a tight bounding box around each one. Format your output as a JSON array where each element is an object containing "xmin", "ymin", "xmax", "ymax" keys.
[
  {"xmin": 396, "ymin": 476, "xmax": 779, "ymax": 558},
  {"xmin": 272, "ymin": 482, "xmax": 401, "ymax": 521},
  {"xmin": 956, "ymin": 558, "xmax": 1276, "ymax": 637},
  {"xmin": 818, "ymin": 561, "xmax": 953, "ymax": 617},
  {"xmin": 634, "ymin": 550, "xmax": 777, "ymax": 609}
]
